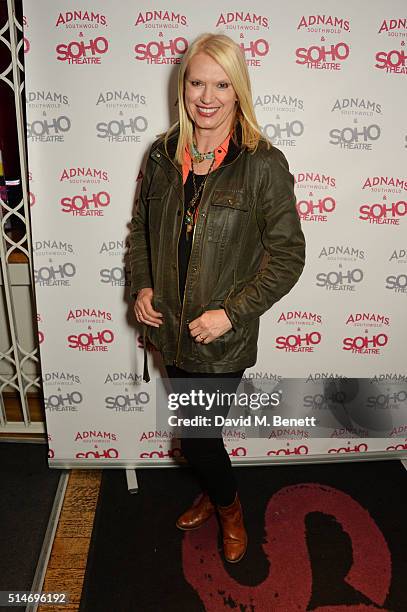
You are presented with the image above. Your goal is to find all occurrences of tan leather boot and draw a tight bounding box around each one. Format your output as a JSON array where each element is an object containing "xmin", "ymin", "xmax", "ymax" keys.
[
  {"xmin": 176, "ymin": 492, "xmax": 215, "ymax": 530},
  {"xmin": 216, "ymin": 493, "xmax": 247, "ymax": 563}
]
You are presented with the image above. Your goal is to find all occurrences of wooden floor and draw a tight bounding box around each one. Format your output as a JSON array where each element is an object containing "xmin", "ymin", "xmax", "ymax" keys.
[{"xmin": 37, "ymin": 469, "xmax": 102, "ymax": 612}]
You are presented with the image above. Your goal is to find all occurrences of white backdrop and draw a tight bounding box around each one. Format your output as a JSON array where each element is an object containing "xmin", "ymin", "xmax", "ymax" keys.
[{"xmin": 22, "ymin": 1, "xmax": 407, "ymax": 466}]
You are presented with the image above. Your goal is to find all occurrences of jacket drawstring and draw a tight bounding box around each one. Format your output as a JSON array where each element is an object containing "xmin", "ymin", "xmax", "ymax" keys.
[{"xmin": 142, "ymin": 325, "xmax": 150, "ymax": 382}]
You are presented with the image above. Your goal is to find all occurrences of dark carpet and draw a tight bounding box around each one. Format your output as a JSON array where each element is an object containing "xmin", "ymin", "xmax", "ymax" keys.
[
  {"xmin": 0, "ymin": 441, "xmax": 62, "ymax": 611},
  {"xmin": 80, "ymin": 460, "xmax": 407, "ymax": 612}
]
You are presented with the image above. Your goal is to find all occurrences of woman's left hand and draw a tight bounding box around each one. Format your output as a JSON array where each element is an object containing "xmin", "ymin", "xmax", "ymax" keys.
[{"xmin": 188, "ymin": 309, "xmax": 233, "ymax": 344}]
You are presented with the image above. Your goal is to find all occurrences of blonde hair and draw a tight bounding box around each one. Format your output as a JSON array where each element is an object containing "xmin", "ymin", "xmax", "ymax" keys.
[{"xmin": 161, "ymin": 32, "xmax": 271, "ymax": 165}]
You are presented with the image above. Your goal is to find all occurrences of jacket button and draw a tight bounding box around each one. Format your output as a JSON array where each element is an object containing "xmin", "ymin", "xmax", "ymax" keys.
[
  {"xmin": 227, "ymin": 198, "xmax": 232, "ymax": 204},
  {"xmin": 156, "ymin": 152, "xmax": 161, "ymax": 158},
  {"xmin": 192, "ymin": 266, "xmax": 197, "ymax": 272}
]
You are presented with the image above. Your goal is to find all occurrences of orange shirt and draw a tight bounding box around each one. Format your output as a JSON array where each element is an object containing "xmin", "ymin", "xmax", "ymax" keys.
[{"xmin": 182, "ymin": 132, "xmax": 231, "ymax": 185}]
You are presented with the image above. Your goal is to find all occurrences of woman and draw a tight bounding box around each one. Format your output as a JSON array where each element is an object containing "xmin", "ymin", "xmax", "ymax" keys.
[{"xmin": 129, "ymin": 33, "xmax": 306, "ymax": 563}]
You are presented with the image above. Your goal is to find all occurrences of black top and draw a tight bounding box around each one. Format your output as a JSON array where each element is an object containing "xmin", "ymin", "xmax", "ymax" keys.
[{"xmin": 178, "ymin": 171, "xmax": 206, "ymax": 303}]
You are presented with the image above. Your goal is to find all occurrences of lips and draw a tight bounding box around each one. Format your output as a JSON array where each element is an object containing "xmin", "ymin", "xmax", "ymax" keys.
[{"xmin": 196, "ymin": 105, "xmax": 220, "ymax": 118}]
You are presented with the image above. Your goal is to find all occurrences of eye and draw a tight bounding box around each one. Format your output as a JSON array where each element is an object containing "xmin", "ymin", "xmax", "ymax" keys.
[
  {"xmin": 217, "ymin": 82, "xmax": 229, "ymax": 89},
  {"xmin": 190, "ymin": 80, "xmax": 202, "ymax": 87}
]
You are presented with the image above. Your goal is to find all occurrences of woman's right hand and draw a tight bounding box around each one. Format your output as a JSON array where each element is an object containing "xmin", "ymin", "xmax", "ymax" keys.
[{"xmin": 133, "ymin": 287, "xmax": 163, "ymax": 327}]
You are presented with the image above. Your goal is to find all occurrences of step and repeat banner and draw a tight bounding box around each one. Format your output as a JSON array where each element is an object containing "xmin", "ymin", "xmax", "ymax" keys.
[{"xmin": 22, "ymin": 1, "xmax": 407, "ymax": 466}]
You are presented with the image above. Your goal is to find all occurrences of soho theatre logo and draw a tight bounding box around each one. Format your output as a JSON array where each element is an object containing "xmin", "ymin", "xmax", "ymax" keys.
[
  {"xmin": 255, "ymin": 93, "xmax": 304, "ymax": 147},
  {"xmin": 294, "ymin": 171, "xmax": 337, "ymax": 222},
  {"xmin": 275, "ymin": 310, "xmax": 322, "ymax": 352},
  {"xmin": 74, "ymin": 430, "xmax": 119, "ymax": 460},
  {"xmin": 316, "ymin": 265, "xmax": 364, "ymax": 292},
  {"xmin": 59, "ymin": 165, "xmax": 111, "ymax": 216},
  {"xmin": 359, "ymin": 196, "xmax": 406, "ymax": 226},
  {"xmin": 295, "ymin": 14, "xmax": 351, "ymax": 71},
  {"xmin": 134, "ymin": 12, "xmax": 189, "ymax": 64},
  {"xmin": 342, "ymin": 312, "xmax": 390, "ymax": 356},
  {"xmin": 100, "ymin": 264, "xmax": 131, "ymax": 287},
  {"xmin": 105, "ymin": 388, "xmax": 149, "ymax": 412},
  {"xmin": 95, "ymin": 89, "xmax": 148, "ymax": 143},
  {"xmin": 34, "ymin": 259, "xmax": 76, "ymax": 287},
  {"xmin": 44, "ymin": 387, "xmax": 83, "ymax": 412},
  {"xmin": 27, "ymin": 90, "xmax": 71, "ymax": 143},
  {"xmin": 67, "ymin": 328, "xmax": 115, "ymax": 352},
  {"xmin": 215, "ymin": 13, "xmax": 270, "ymax": 68},
  {"xmin": 55, "ymin": 11, "xmax": 109, "ymax": 65},
  {"xmin": 375, "ymin": 19, "xmax": 407, "ymax": 75}
]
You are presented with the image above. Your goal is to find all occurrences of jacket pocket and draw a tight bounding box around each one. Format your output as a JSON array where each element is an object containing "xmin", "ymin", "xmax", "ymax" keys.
[
  {"xmin": 147, "ymin": 186, "xmax": 169, "ymax": 232},
  {"xmin": 206, "ymin": 189, "xmax": 249, "ymax": 244}
]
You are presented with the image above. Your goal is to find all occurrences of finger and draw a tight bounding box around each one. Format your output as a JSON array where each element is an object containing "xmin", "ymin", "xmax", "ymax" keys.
[
  {"xmin": 188, "ymin": 318, "xmax": 200, "ymax": 331},
  {"xmin": 144, "ymin": 303, "xmax": 163, "ymax": 318},
  {"xmin": 190, "ymin": 328, "xmax": 203, "ymax": 340},
  {"xmin": 138, "ymin": 301, "xmax": 163, "ymax": 322},
  {"xmin": 138, "ymin": 306, "xmax": 161, "ymax": 327}
]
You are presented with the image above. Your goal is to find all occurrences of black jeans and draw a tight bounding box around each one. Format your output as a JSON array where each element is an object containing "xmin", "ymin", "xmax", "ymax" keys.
[{"xmin": 165, "ymin": 364, "xmax": 245, "ymax": 506}]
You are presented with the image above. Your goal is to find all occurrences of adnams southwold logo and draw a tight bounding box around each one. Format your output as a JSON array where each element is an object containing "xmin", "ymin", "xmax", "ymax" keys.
[
  {"xmin": 275, "ymin": 311, "xmax": 322, "ymax": 352},
  {"xmin": 135, "ymin": 10, "xmax": 188, "ymax": 28},
  {"xmin": 99, "ymin": 239, "xmax": 128, "ymax": 256},
  {"xmin": 66, "ymin": 308, "xmax": 112, "ymax": 324},
  {"xmin": 33, "ymin": 239, "xmax": 75, "ymax": 257},
  {"xmin": 104, "ymin": 371, "xmax": 143, "ymax": 385},
  {"xmin": 331, "ymin": 97, "xmax": 382, "ymax": 117},
  {"xmin": 318, "ymin": 244, "xmax": 365, "ymax": 263},
  {"xmin": 362, "ymin": 175, "xmax": 407, "ymax": 194},
  {"xmin": 43, "ymin": 371, "xmax": 81, "ymax": 386}
]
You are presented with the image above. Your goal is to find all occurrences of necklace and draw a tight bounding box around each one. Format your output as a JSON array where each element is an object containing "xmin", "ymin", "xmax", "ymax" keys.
[
  {"xmin": 184, "ymin": 157, "xmax": 215, "ymax": 240},
  {"xmin": 191, "ymin": 141, "xmax": 215, "ymax": 163}
]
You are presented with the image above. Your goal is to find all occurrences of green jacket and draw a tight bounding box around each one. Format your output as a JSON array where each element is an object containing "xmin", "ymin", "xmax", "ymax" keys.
[{"xmin": 129, "ymin": 124, "xmax": 306, "ymax": 382}]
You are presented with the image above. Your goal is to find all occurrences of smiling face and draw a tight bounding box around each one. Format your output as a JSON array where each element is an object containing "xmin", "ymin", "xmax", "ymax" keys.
[{"xmin": 184, "ymin": 52, "xmax": 237, "ymax": 144}]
